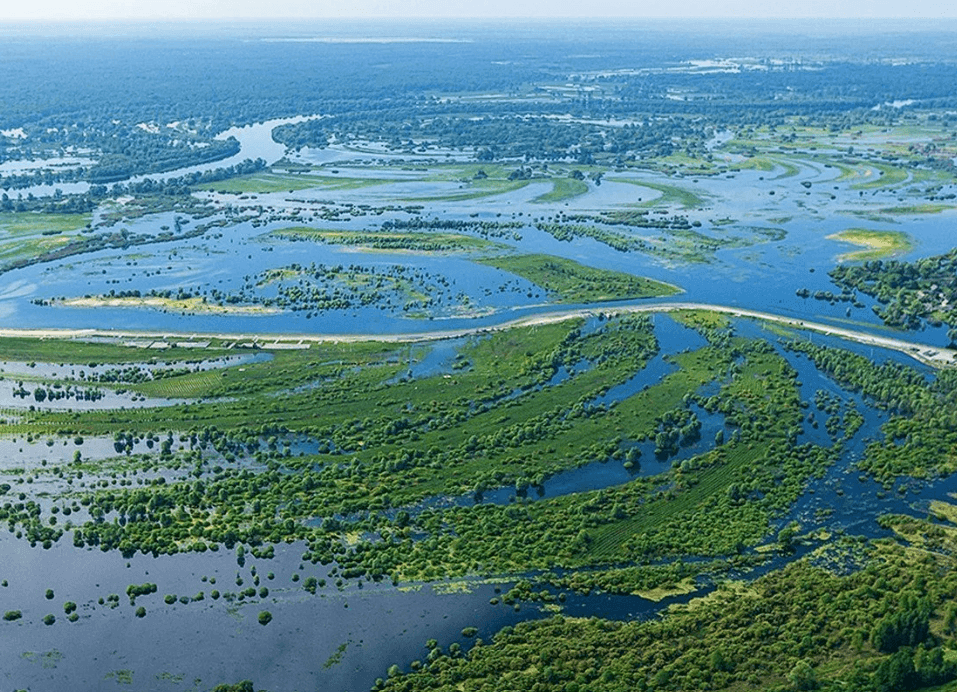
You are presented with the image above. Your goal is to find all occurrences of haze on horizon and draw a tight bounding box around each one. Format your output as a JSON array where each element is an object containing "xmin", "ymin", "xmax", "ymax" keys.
[{"xmin": 2, "ymin": 0, "xmax": 955, "ymax": 21}]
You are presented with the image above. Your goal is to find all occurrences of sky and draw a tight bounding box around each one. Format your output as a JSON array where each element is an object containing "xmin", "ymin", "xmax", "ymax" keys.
[{"xmin": 2, "ymin": 0, "xmax": 957, "ymax": 21}]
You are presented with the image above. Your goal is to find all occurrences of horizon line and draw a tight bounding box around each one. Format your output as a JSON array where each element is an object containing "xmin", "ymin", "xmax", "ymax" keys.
[{"xmin": 1, "ymin": 15, "xmax": 956, "ymax": 22}]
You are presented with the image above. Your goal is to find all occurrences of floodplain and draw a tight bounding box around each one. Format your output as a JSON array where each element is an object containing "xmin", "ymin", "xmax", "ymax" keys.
[{"xmin": 1, "ymin": 18, "xmax": 957, "ymax": 692}]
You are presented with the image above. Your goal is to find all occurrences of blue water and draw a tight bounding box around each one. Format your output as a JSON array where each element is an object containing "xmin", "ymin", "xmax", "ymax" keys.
[
  {"xmin": 5, "ymin": 120, "xmax": 957, "ymax": 348},
  {"xmin": 4, "ymin": 20, "xmax": 957, "ymax": 692}
]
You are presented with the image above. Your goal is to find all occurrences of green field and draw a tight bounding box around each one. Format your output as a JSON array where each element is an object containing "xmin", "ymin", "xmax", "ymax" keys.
[
  {"xmin": 606, "ymin": 178, "xmax": 707, "ymax": 209},
  {"xmin": 476, "ymin": 253, "xmax": 682, "ymax": 303},
  {"xmin": 531, "ymin": 177, "xmax": 590, "ymax": 203},
  {"xmin": 880, "ymin": 203, "xmax": 954, "ymax": 215},
  {"xmin": 0, "ymin": 212, "xmax": 91, "ymax": 235},
  {"xmin": 268, "ymin": 227, "xmax": 496, "ymax": 253},
  {"xmin": 0, "ymin": 212, "xmax": 91, "ymax": 264},
  {"xmin": 0, "ymin": 336, "xmax": 233, "ymax": 363},
  {"xmin": 196, "ymin": 171, "xmax": 398, "ymax": 194},
  {"xmin": 402, "ymin": 178, "xmax": 531, "ymax": 202},
  {"xmin": 827, "ymin": 228, "xmax": 915, "ymax": 261}
]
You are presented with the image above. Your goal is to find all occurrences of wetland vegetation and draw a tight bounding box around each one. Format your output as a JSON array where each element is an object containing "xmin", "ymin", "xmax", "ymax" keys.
[{"xmin": 3, "ymin": 16, "xmax": 957, "ymax": 692}]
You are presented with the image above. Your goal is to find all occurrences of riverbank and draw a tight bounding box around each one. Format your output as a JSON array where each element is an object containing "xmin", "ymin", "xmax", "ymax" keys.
[{"xmin": 0, "ymin": 301, "xmax": 952, "ymax": 367}]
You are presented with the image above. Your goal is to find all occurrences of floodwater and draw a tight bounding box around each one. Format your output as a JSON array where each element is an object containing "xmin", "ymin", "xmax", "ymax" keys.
[
  {"xmin": 2, "ymin": 68, "xmax": 956, "ymax": 692},
  {"xmin": 4, "ymin": 297, "xmax": 946, "ymax": 689},
  {"xmin": 2, "ymin": 113, "xmax": 955, "ymax": 349},
  {"xmin": 0, "ymin": 534, "xmax": 539, "ymax": 691}
]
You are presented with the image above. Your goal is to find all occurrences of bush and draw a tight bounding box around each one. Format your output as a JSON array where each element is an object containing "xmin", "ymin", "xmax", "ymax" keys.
[{"xmin": 211, "ymin": 682, "xmax": 255, "ymax": 692}]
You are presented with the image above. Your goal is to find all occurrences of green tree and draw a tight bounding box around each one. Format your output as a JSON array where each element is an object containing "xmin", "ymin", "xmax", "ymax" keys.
[
  {"xmin": 870, "ymin": 597, "xmax": 930, "ymax": 653},
  {"xmin": 787, "ymin": 659, "xmax": 818, "ymax": 690},
  {"xmin": 872, "ymin": 648, "xmax": 917, "ymax": 692},
  {"xmin": 777, "ymin": 524, "xmax": 797, "ymax": 553}
]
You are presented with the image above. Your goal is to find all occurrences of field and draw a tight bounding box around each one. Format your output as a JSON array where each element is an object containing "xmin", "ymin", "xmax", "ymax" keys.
[
  {"xmin": 476, "ymin": 253, "xmax": 681, "ymax": 303},
  {"xmin": 827, "ymin": 228, "xmax": 915, "ymax": 261}
]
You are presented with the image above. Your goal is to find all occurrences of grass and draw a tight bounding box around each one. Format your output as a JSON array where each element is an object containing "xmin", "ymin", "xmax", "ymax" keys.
[
  {"xmin": 476, "ymin": 253, "xmax": 681, "ymax": 303},
  {"xmin": 268, "ymin": 227, "xmax": 495, "ymax": 253},
  {"xmin": 303, "ymin": 175, "xmax": 398, "ymax": 191},
  {"xmin": 131, "ymin": 340, "xmax": 400, "ymax": 401},
  {"xmin": 401, "ymin": 179, "xmax": 531, "ymax": 202},
  {"xmin": 668, "ymin": 309, "xmax": 731, "ymax": 331},
  {"xmin": 929, "ymin": 500, "xmax": 957, "ymax": 524},
  {"xmin": 195, "ymin": 172, "xmax": 322, "ymax": 194},
  {"xmin": 0, "ymin": 235, "xmax": 74, "ymax": 262},
  {"xmin": 425, "ymin": 163, "xmax": 514, "ymax": 182},
  {"xmin": 879, "ymin": 203, "xmax": 953, "ymax": 215},
  {"xmin": 0, "ymin": 336, "xmax": 232, "ymax": 364},
  {"xmin": 0, "ymin": 212, "xmax": 92, "ymax": 265},
  {"xmin": 828, "ymin": 161, "xmax": 859, "ymax": 182},
  {"xmin": 730, "ymin": 155, "xmax": 801, "ymax": 179},
  {"xmin": 827, "ymin": 228, "xmax": 915, "ymax": 262},
  {"xmin": 908, "ymin": 168, "xmax": 955, "ymax": 185},
  {"xmin": 729, "ymin": 156, "xmax": 777, "ymax": 173},
  {"xmin": 605, "ymin": 178, "xmax": 706, "ymax": 209},
  {"xmin": 133, "ymin": 370, "xmax": 227, "ymax": 398},
  {"xmin": 634, "ymin": 577, "xmax": 699, "ymax": 602},
  {"xmin": 849, "ymin": 161, "xmax": 909, "ymax": 190},
  {"xmin": 768, "ymin": 158, "xmax": 802, "ymax": 179},
  {"xmin": 532, "ymin": 178, "xmax": 589, "ymax": 204},
  {"xmin": 0, "ymin": 212, "xmax": 90, "ymax": 236},
  {"xmin": 196, "ymin": 172, "xmax": 397, "ymax": 194}
]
